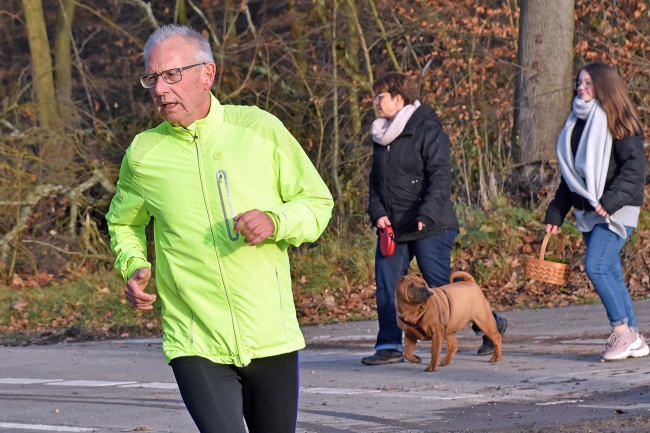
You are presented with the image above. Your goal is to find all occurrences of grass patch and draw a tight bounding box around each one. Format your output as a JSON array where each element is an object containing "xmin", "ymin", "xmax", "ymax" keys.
[
  {"xmin": 1, "ymin": 269, "xmax": 161, "ymax": 345},
  {"xmin": 290, "ymin": 228, "xmax": 376, "ymax": 294},
  {"xmin": 5, "ymin": 196, "xmax": 650, "ymax": 336}
]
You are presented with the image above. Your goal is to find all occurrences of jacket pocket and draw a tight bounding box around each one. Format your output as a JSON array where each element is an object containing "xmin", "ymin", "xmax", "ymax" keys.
[
  {"xmin": 190, "ymin": 311, "xmax": 194, "ymax": 344},
  {"xmin": 275, "ymin": 266, "xmax": 287, "ymax": 334},
  {"xmin": 216, "ymin": 170, "xmax": 240, "ymax": 241}
]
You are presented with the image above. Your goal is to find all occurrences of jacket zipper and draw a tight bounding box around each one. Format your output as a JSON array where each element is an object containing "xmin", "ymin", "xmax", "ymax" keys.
[
  {"xmin": 192, "ymin": 131, "xmax": 243, "ymax": 363},
  {"xmin": 385, "ymin": 145, "xmax": 392, "ymax": 217}
]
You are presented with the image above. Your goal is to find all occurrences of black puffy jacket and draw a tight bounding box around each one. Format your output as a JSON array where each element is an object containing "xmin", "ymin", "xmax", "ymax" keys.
[
  {"xmin": 367, "ymin": 104, "xmax": 459, "ymax": 242},
  {"xmin": 545, "ymin": 119, "xmax": 647, "ymax": 227}
]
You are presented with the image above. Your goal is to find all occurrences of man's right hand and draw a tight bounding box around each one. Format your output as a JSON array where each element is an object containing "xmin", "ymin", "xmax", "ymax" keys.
[
  {"xmin": 125, "ymin": 267, "xmax": 156, "ymax": 310},
  {"xmin": 377, "ymin": 216, "xmax": 391, "ymax": 230}
]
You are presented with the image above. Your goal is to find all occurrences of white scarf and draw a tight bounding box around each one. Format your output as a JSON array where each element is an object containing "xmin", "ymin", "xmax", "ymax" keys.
[
  {"xmin": 372, "ymin": 100, "xmax": 421, "ymax": 145},
  {"xmin": 557, "ymin": 97, "xmax": 626, "ymax": 238}
]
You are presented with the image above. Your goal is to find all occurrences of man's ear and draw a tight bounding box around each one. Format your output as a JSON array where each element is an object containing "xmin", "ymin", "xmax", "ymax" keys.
[{"xmin": 203, "ymin": 63, "xmax": 216, "ymax": 90}]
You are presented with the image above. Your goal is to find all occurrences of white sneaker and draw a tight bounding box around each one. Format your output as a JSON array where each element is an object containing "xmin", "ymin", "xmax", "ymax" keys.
[
  {"xmin": 629, "ymin": 334, "xmax": 649, "ymax": 358},
  {"xmin": 601, "ymin": 329, "xmax": 640, "ymax": 361}
]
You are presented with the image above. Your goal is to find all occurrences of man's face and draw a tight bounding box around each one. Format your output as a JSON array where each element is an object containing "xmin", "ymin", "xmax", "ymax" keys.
[{"xmin": 145, "ymin": 36, "xmax": 215, "ymax": 128}]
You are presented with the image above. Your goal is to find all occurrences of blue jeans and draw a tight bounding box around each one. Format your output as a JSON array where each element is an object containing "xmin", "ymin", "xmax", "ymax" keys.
[
  {"xmin": 583, "ymin": 224, "xmax": 637, "ymax": 329},
  {"xmin": 374, "ymin": 229, "xmax": 458, "ymax": 351}
]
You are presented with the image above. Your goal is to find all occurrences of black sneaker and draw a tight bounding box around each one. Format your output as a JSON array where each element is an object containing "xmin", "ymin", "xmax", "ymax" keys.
[
  {"xmin": 477, "ymin": 316, "xmax": 508, "ymax": 356},
  {"xmin": 361, "ymin": 349, "xmax": 404, "ymax": 365}
]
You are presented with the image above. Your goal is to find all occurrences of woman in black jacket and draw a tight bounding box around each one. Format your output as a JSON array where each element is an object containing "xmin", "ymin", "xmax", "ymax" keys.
[
  {"xmin": 362, "ymin": 72, "xmax": 507, "ymax": 366},
  {"xmin": 544, "ymin": 62, "xmax": 648, "ymax": 361}
]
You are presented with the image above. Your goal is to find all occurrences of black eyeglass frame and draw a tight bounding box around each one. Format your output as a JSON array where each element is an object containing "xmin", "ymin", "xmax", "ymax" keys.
[{"xmin": 140, "ymin": 62, "xmax": 205, "ymax": 88}]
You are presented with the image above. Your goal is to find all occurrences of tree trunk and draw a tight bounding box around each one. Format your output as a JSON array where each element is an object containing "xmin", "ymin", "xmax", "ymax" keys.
[
  {"xmin": 343, "ymin": 0, "xmax": 361, "ymax": 137},
  {"xmin": 286, "ymin": 0, "xmax": 307, "ymax": 140},
  {"xmin": 23, "ymin": 0, "xmax": 60, "ymax": 130},
  {"xmin": 330, "ymin": 0, "xmax": 344, "ymax": 219},
  {"xmin": 54, "ymin": 0, "xmax": 75, "ymax": 124},
  {"xmin": 288, "ymin": 0, "xmax": 307, "ymax": 79},
  {"xmin": 174, "ymin": 0, "xmax": 187, "ymax": 25},
  {"xmin": 512, "ymin": 0, "xmax": 574, "ymax": 167}
]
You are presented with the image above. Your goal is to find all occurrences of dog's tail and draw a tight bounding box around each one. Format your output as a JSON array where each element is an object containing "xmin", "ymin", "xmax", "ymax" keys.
[{"xmin": 449, "ymin": 271, "xmax": 475, "ymax": 284}]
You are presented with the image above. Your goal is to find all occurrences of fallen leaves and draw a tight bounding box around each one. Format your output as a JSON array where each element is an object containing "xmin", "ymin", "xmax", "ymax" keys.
[
  {"xmin": 123, "ymin": 426, "xmax": 152, "ymax": 432},
  {"xmin": 295, "ymin": 285, "xmax": 377, "ymax": 324},
  {"xmin": 293, "ymin": 224, "xmax": 650, "ymax": 323},
  {"xmin": 10, "ymin": 298, "xmax": 28, "ymax": 312}
]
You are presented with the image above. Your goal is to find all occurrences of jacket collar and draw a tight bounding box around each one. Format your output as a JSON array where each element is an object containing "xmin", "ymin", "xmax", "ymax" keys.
[
  {"xmin": 164, "ymin": 93, "xmax": 224, "ymax": 142},
  {"xmin": 396, "ymin": 103, "xmax": 440, "ymax": 138}
]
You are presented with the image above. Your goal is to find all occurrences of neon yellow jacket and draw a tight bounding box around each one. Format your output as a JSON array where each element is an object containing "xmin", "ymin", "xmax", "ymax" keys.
[{"xmin": 106, "ymin": 95, "xmax": 333, "ymax": 366}]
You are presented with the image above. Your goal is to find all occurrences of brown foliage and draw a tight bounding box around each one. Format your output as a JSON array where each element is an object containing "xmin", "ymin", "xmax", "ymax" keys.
[{"xmin": 1, "ymin": 0, "xmax": 650, "ymax": 293}]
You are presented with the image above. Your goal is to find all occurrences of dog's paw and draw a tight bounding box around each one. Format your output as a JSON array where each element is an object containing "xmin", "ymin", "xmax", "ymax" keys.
[
  {"xmin": 488, "ymin": 355, "xmax": 501, "ymax": 363},
  {"xmin": 405, "ymin": 354, "xmax": 421, "ymax": 364},
  {"xmin": 424, "ymin": 364, "xmax": 438, "ymax": 372}
]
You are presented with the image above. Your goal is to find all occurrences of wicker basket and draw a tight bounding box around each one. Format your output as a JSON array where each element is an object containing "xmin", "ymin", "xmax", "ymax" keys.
[{"xmin": 524, "ymin": 232, "xmax": 570, "ymax": 285}]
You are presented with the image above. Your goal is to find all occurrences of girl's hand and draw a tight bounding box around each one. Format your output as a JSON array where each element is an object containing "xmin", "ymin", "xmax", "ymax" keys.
[
  {"xmin": 546, "ymin": 224, "xmax": 561, "ymax": 234},
  {"xmin": 595, "ymin": 204, "xmax": 610, "ymax": 218}
]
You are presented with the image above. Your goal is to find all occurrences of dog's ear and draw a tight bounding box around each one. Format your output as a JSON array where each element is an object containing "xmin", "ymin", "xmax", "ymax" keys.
[{"xmin": 395, "ymin": 276, "xmax": 409, "ymax": 293}]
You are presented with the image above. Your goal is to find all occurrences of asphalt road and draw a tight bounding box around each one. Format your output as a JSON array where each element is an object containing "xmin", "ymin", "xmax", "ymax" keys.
[{"xmin": 1, "ymin": 300, "xmax": 649, "ymax": 432}]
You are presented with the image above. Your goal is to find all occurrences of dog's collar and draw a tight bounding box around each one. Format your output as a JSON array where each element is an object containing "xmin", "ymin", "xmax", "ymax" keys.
[{"xmin": 398, "ymin": 315, "xmax": 426, "ymax": 335}]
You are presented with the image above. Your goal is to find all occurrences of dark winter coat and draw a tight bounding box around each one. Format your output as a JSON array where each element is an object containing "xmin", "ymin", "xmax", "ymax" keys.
[
  {"xmin": 367, "ymin": 104, "xmax": 459, "ymax": 242},
  {"xmin": 545, "ymin": 118, "xmax": 647, "ymax": 227}
]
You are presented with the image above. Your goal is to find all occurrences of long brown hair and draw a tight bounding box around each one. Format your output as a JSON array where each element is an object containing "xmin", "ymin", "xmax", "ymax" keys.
[{"xmin": 579, "ymin": 62, "xmax": 643, "ymax": 140}]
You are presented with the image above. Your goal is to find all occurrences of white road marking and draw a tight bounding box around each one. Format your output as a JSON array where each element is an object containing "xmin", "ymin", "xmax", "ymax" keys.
[
  {"xmin": 578, "ymin": 403, "xmax": 650, "ymax": 411},
  {"xmin": 536, "ymin": 399, "xmax": 584, "ymax": 405},
  {"xmin": 305, "ymin": 335, "xmax": 375, "ymax": 342},
  {"xmin": 0, "ymin": 422, "xmax": 95, "ymax": 431},
  {"xmin": 301, "ymin": 387, "xmax": 482, "ymax": 400},
  {"xmin": 121, "ymin": 382, "xmax": 178, "ymax": 390},
  {"xmin": 0, "ymin": 378, "xmax": 63, "ymax": 384},
  {"xmin": 559, "ymin": 339, "xmax": 604, "ymax": 345},
  {"xmin": 47, "ymin": 380, "xmax": 136, "ymax": 387},
  {"xmin": 528, "ymin": 368, "xmax": 617, "ymax": 382},
  {"xmin": 302, "ymin": 387, "xmax": 381, "ymax": 395},
  {"xmin": 0, "ymin": 377, "xmax": 177, "ymax": 389},
  {"xmin": 111, "ymin": 338, "xmax": 162, "ymax": 345}
]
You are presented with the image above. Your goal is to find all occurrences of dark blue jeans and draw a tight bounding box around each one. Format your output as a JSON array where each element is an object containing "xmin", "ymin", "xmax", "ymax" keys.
[
  {"xmin": 583, "ymin": 224, "xmax": 637, "ymax": 329},
  {"xmin": 374, "ymin": 229, "xmax": 458, "ymax": 351}
]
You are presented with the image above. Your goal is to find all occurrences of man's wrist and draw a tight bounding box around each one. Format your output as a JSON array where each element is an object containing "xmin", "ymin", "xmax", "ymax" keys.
[
  {"xmin": 125, "ymin": 257, "xmax": 151, "ymax": 281},
  {"xmin": 263, "ymin": 211, "xmax": 280, "ymax": 238}
]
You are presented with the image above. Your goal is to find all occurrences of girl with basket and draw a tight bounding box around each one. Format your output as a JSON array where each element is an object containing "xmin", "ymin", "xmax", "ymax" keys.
[{"xmin": 544, "ymin": 62, "xmax": 649, "ymax": 361}]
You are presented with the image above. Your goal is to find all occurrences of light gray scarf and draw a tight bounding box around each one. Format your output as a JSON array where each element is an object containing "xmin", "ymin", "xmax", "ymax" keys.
[
  {"xmin": 557, "ymin": 97, "xmax": 629, "ymax": 238},
  {"xmin": 372, "ymin": 100, "xmax": 421, "ymax": 145}
]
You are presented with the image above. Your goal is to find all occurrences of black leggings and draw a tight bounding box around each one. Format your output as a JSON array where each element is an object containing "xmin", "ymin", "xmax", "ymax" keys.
[{"xmin": 170, "ymin": 351, "xmax": 299, "ymax": 433}]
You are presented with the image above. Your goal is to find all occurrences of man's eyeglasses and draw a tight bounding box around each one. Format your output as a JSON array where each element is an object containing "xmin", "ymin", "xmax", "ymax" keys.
[
  {"xmin": 373, "ymin": 93, "xmax": 391, "ymax": 102},
  {"xmin": 574, "ymin": 80, "xmax": 593, "ymax": 90},
  {"xmin": 140, "ymin": 63, "xmax": 205, "ymax": 88}
]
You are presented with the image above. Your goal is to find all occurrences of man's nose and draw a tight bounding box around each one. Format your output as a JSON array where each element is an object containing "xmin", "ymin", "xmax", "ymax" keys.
[{"xmin": 152, "ymin": 75, "xmax": 169, "ymax": 94}]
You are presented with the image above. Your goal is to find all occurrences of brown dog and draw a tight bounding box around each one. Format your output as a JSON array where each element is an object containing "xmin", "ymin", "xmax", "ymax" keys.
[{"xmin": 395, "ymin": 271, "xmax": 502, "ymax": 371}]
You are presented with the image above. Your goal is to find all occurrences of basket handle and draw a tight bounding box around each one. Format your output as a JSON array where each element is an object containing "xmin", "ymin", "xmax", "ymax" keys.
[{"xmin": 539, "ymin": 232, "xmax": 563, "ymax": 261}]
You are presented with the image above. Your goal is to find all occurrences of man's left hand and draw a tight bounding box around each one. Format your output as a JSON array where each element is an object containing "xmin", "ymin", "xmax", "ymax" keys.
[
  {"xmin": 418, "ymin": 221, "xmax": 426, "ymax": 231},
  {"xmin": 234, "ymin": 209, "xmax": 275, "ymax": 246}
]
